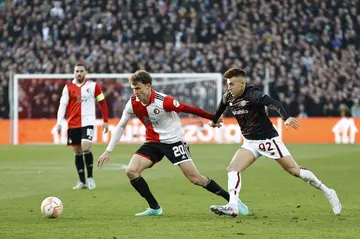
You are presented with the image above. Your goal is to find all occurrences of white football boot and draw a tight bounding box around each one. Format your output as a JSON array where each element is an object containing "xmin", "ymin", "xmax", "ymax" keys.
[
  {"xmin": 73, "ymin": 181, "xmax": 87, "ymax": 189},
  {"xmin": 87, "ymin": 177, "xmax": 96, "ymax": 190},
  {"xmin": 326, "ymin": 189, "xmax": 342, "ymax": 215}
]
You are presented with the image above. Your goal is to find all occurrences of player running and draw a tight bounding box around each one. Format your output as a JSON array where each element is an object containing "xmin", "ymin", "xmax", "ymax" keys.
[
  {"xmin": 56, "ymin": 63, "xmax": 109, "ymax": 190},
  {"xmin": 97, "ymin": 70, "xmax": 249, "ymax": 216},
  {"xmin": 209, "ymin": 68, "xmax": 342, "ymax": 217}
]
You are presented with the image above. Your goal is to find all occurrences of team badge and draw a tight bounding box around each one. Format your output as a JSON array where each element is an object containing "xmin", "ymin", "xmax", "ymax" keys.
[
  {"xmin": 87, "ymin": 88, "xmax": 91, "ymax": 93},
  {"xmin": 240, "ymin": 100, "xmax": 249, "ymax": 107},
  {"xmin": 154, "ymin": 108, "xmax": 160, "ymax": 114}
]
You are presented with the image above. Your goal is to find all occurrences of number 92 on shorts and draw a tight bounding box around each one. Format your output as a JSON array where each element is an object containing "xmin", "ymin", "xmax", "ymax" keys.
[{"xmin": 241, "ymin": 136, "xmax": 290, "ymax": 159}]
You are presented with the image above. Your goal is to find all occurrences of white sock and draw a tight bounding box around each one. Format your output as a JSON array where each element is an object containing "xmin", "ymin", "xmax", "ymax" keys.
[
  {"xmin": 299, "ymin": 168, "xmax": 332, "ymax": 197},
  {"xmin": 228, "ymin": 171, "xmax": 241, "ymax": 207}
]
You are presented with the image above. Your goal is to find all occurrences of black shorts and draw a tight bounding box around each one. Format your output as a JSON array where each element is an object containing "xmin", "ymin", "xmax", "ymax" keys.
[
  {"xmin": 67, "ymin": 126, "xmax": 94, "ymax": 146},
  {"xmin": 136, "ymin": 141, "xmax": 192, "ymax": 165}
]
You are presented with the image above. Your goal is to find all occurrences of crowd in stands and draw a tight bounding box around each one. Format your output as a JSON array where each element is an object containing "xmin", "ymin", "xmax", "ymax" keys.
[{"xmin": 1, "ymin": 0, "xmax": 360, "ymax": 119}]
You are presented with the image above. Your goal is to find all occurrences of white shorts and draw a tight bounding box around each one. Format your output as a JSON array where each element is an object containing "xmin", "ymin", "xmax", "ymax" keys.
[{"xmin": 241, "ymin": 136, "xmax": 290, "ymax": 159}]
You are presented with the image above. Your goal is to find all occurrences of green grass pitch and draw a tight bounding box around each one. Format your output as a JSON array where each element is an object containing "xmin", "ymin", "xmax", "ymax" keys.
[{"xmin": 0, "ymin": 144, "xmax": 359, "ymax": 239}]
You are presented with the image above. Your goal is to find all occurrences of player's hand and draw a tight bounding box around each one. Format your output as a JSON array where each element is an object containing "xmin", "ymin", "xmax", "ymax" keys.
[
  {"xmin": 97, "ymin": 150, "xmax": 110, "ymax": 169},
  {"xmin": 103, "ymin": 123, "xmax": 109, "ymax": 134},
  {"xmin": 284, "ymin": 117, "xmax": 300, "ymax": 130},
  {"xmin": 208, "ymin": 118, "xmax": 223, "ymax": 128},
  {"xmin": 56, "ymin": 125, "xmax": 61, "ymax": 135},
  {"xmin": 217, "ymin": 115, "xmax": 224, "ymax": 125}
]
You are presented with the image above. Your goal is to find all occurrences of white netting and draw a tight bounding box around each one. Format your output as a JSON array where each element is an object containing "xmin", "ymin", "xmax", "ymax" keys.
[{"xmin": 12, "ymin": 73, "xmax": 223, "ymax": 144}]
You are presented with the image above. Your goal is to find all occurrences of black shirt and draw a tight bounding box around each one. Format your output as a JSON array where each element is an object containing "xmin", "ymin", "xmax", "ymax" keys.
[{"xmin": 212, "ymin": 85, "xmax": 289, "ymax": 140}]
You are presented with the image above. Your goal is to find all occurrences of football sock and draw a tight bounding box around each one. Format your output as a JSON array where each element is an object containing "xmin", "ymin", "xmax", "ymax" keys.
[
  {"xmin": 299, "ymin": 167, "xmax": 332, "ymax": 197},
  {"xmin": 130, "ymin": 176, "xmax": 160, "ymax": 209},
  {"xmin": 204, "ymin": 178, "xmax": 230, "ymax": 201},
  {"xmin": 228, "ymin": 171, "xmax": 242, "ymax": 207},
  {"xmin": 83, "ymin": 150, "xmax": 94, "ymax": 178},
  {"xmin": 75, "ymin": 153, "xmax": 86, "ymax": 184}
]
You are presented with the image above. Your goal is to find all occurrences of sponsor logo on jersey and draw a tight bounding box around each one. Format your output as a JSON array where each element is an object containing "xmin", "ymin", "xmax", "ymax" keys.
[{"xmin": 232, "ymin": 109, "xmax": 249, "ymax": 115}]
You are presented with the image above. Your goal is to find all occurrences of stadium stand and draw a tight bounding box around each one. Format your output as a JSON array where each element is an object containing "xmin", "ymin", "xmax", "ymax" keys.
[{"xmin": 0, "ymin": 0, "xmax": 359, "ymax": 118}]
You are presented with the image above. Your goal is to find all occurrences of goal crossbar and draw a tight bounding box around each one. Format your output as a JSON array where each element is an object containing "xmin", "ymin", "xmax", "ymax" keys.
[{"xmin": 11, "ymin": 73, "xmax": 223, "ymax": 145}]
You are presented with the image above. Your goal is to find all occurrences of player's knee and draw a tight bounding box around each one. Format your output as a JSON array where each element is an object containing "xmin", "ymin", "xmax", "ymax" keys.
[
  {"xmin": 187, "ymin": 175, "xmax": 207, "ymax": 186},
  {"xmin": 226, "ymin": 163, "xmax": 239, "ymax": 172},
  {"xmin": 286, "ymin": 167, "xmax": 300, "ymax": 177},
  {"xmin": 125, "ymin": 167, "xmax": 140, "ymax": 179},
  {"xmin": 73, "ymin": 146, "xmax": 82, "ymax": 154},
  {"xmin": 81, "ymin": 142, "xmax": 92, "ymax": 152}
]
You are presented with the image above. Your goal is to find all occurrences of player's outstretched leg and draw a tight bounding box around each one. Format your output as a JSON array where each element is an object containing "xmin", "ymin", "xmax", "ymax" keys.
[
  {"xmin": 126, "ymin": 154, "xmax": 162, "ymax": 216},
  {"xmin": 83, "ymin": 150, "xmax": 96, "ymax": 189},
  {"xmin": 178, "ymin": 160, "xmax": 249, "ymax": 216},
  {"xmin": 278, "ymin": 155, "xmax": 342, "ymax": 215},
  {"xmin": 209, "ymin": 149, "xmax": 255, "ymax": 217},
  {"xmin": 73, "ymin": 152, "xmax": 87, "ymax": 189}
]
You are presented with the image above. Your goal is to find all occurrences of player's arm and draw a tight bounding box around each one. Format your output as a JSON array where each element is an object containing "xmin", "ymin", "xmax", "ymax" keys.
[
  {"xmin": 97, "ymin": 100, "xmax": 133, "ymax": 168},
  {"xmin": 94, "ymin": 83, "xmax": 109, "ymax": 132},
  {"xmin": 256, "ymin": 92, "xmax": 300, "ymax": 129},
  {"xmin": 56, "ymin": 85, "xmax": 69, "ymax": 132},
  {"xmin": 163, "ymin": 96, "xmax": 213, "ymax": 120},
  {"xmin": 256, "ymin": 93, "xmax": 289, "ymax": 121},
  {"xmin": 211, "ymin": 93, "xmax": 229, "ymax": 125}
]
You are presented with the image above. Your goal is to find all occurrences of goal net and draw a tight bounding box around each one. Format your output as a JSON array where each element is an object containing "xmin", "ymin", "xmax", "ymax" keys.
[{"xmin": 10, "ymin": 73, "xmax": 224, "ymax": 145}]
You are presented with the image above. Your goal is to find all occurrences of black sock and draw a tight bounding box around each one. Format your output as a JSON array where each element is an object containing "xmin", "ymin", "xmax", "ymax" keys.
[
  {"xmin": 75, "ymin": 153, "xmax": 86, "ymax": 184},
  {"xmin": 204, "ymin": 178, "xmax": 230, "ymax": 202},
  {"xmin": 130, "ymin": 176, "xmax": 160, "ymax": 209},
  {"xmin": 84, "ymin": 151, "xmax": 94, "ymax": 178}
]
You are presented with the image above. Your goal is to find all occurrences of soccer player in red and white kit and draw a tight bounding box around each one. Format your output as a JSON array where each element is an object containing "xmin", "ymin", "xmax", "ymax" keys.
[
  {"xmin": 56, "ymin": 64, "xmax": 109, "ymax": 190},
  {"xmin": 97, "ymin": 70, "xmax": 249, "ymax": 216}
]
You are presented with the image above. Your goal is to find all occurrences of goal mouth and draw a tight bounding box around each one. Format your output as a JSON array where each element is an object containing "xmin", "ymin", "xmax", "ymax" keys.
[{"xmin": 11, "ymin": 73, "xmax": 223, "ymax": 145}]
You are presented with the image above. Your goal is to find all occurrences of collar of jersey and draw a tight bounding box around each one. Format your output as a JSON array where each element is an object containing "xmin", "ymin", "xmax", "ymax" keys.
[
  {"xmin": 137, "ymin": 89, "xmax": 156, "ymax": 106},
  {"xmin": 72, "ymin": 78, "xmax": 88, "ymax": 87}
]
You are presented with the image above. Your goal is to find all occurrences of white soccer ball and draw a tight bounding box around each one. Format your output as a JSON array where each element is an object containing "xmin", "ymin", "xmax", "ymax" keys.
[{"xmin": 40, "ymin": 196, "xmax": 63, "ymax": 218}]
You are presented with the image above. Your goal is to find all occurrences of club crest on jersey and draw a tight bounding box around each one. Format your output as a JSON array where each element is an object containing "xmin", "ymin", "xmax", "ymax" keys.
[
  {"xmin": 153, "ymin": 108, "xmax": 160, "ymax": 114},
  {"xmin": 240, "ymin": 100, "xmax": 249, "ymax": 107},
  {"xmin": 86, "ymin": 88, "xmax": 91, "ymax": 93}
]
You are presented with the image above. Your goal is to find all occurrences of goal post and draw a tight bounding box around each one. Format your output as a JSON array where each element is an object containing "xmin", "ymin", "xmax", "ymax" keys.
[{"xmin": 11, "ymin": 73, "xmax": 224, "ymax": 145}]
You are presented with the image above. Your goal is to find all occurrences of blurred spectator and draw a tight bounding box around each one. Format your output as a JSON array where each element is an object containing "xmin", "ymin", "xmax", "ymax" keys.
[
  {"xmin": 351, "ymin": 99, "xmax": 360, "ymax": 117},
  {"xmin": 297, "ymin": 104, "xmax": 308, "ymax": 118},
  {"xmin": 0, "ymin": 0, "xmax": 359, "ymax": 119}
]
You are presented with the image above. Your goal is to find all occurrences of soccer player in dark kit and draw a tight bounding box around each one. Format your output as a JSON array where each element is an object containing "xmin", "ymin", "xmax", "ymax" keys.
[{"xmin": 208, "ymin": 68, "xmax": 342, "ymax": 217}]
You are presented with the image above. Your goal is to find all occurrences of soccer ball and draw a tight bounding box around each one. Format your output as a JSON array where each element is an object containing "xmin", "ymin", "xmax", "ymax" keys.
[{"xmin": 40, "ymin": 196, "xmax": 63, "ymax": 218}]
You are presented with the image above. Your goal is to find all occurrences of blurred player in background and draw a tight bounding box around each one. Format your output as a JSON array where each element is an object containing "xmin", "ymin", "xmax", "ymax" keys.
[
  {"xmin": 97, "ymin": 70, "xmax": 249, "ymax": 216},
  {"xmin": 56, "ymin": 63, "xmax": 109, "ymax": 190},
  {"xmin": 209, "ymin": 68, "xmax": 342, "ymax": 217}
]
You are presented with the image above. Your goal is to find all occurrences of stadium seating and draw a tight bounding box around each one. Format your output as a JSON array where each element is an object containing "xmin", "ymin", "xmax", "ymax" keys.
[{"xmin": 0, "ymin": 0, "xmax": 359, "ymax": 118}]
